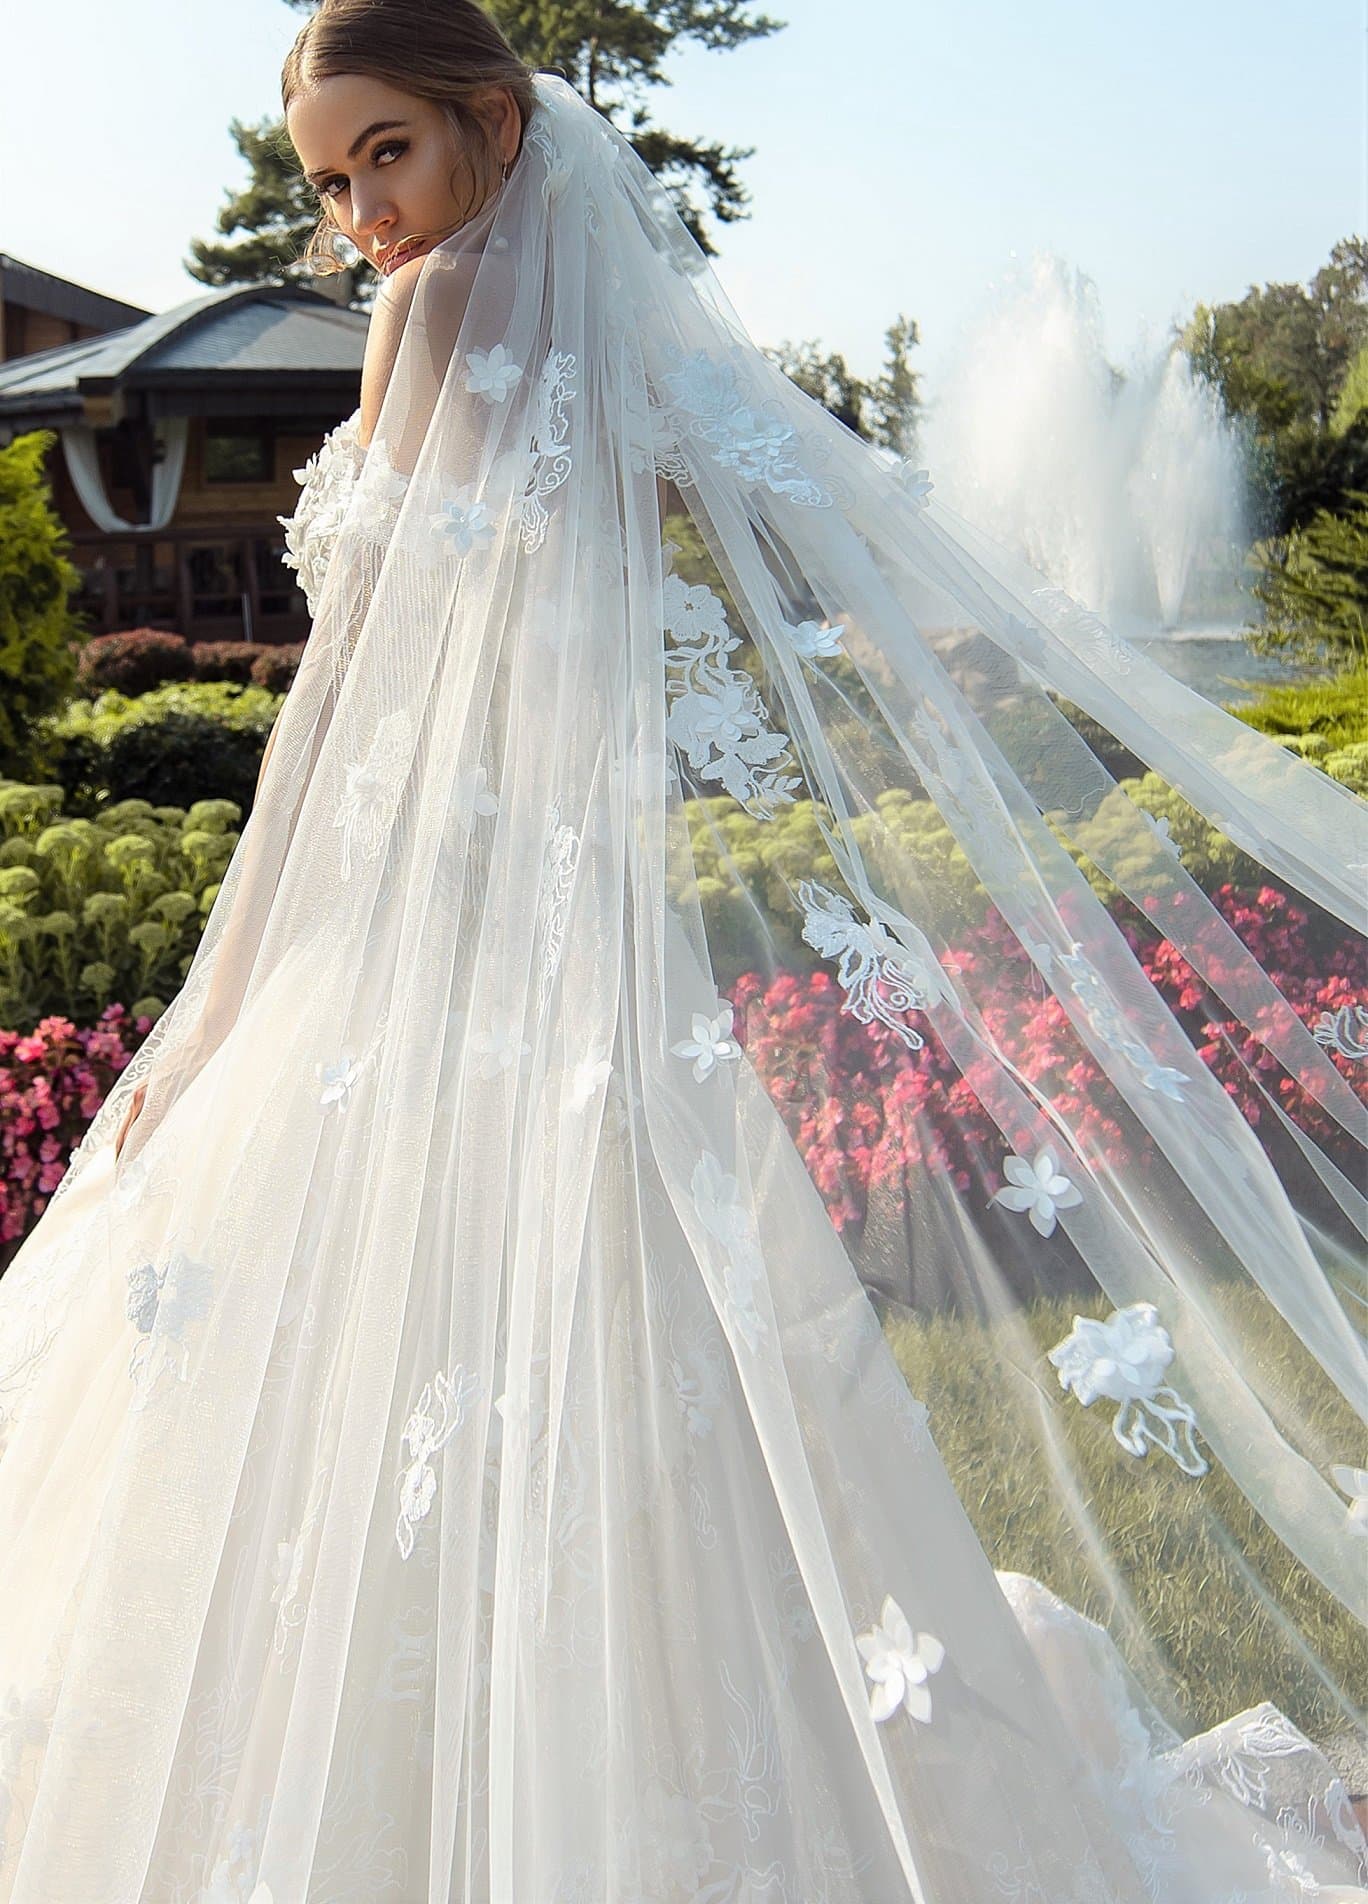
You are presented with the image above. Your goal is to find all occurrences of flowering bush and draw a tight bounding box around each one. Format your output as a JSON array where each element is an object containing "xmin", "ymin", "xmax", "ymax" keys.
[
  {"xmin": 729, "ymin": 882, "xmax": 1367, "ymax": 1243},
  {"xmin": 76, "ymin": 629, "xmax": 194, "ymax": 695},
  {"xmin": 0, "ymin": 1004, "xmax": 150, "ymax": 1256},
  {"xmin": 189, "ymin": 640, "xmax": 267, "ymax": 684},
  {"xmin": 250, "ymin": 642, "xmax": 304, "ymax": 693}
]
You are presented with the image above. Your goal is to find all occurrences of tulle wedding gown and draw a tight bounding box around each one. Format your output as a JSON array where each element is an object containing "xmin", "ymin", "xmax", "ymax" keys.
[{"xmin": 0, "ymin": 72, "xmax": 1365, "ymax": 1904}]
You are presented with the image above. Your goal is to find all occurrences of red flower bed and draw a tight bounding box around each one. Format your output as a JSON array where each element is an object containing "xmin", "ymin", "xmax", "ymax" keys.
[
  {"xmin": 730, "ymin": 884, "xmax": 1366, "ymax": 1234},
  {"xmin": 0, "ymin": 1006, "xmax": 151, "ymax": 1255}
]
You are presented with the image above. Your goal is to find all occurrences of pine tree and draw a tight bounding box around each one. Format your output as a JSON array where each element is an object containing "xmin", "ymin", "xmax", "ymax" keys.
[
  {"xmin": 763, "ymin": 316, "xmax": 924, "ymax": 454},
  {"xmin": 185, "ymin": 118, "xmax": 331, "ymax": 296}
]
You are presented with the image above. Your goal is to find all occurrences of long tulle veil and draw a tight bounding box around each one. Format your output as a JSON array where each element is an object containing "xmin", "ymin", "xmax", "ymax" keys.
[{"xmin": 1, "ymin": 67, "xmax": 1365, "ymax": 1904}]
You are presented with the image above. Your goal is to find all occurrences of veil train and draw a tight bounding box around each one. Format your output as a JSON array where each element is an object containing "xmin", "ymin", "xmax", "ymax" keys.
[{"xmin": 0, "ymin": 69, "xmax": 1364, "ymax": 1904}]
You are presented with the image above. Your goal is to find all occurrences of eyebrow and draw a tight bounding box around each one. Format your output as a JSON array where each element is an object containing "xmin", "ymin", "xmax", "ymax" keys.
[{"xmin": 304, "ymin": 120, "xmax": 409, "ymax": 184}]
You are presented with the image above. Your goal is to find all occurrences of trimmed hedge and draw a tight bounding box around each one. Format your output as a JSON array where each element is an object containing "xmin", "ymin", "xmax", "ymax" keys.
[{"xmin": 40, "ymin": 682, "xmax": 282, "ymax": 818}]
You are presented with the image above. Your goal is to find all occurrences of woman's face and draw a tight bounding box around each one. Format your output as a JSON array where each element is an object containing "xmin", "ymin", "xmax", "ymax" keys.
[{"xmin": 287, "ymin": 73, "xmax": 517, "ymax": 277}]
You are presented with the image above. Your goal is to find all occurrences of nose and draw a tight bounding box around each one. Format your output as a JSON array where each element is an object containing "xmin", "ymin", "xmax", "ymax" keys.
[{"xmin": 350, "ymin": 192, "xmax": 399, "ymax": 255}]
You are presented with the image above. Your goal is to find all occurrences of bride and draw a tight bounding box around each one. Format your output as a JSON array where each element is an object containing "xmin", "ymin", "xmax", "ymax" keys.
[{"xmin": 0, "ymin": 2, "xmax": 1364, "ymax": 1899}]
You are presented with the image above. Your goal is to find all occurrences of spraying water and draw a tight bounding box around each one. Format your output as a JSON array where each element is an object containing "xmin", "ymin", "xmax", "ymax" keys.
[{"xmin": 919, "ymin": 253, "xmax": 1250, "ymax": 639}]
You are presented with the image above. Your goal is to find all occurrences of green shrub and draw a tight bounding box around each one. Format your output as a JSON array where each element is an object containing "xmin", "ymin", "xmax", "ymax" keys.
[
  {"xmin": 0, "ymin": 783, "xmax": 239, "ymax": 1028},
  {"xmin": 1228, "ymin": 661, "xmax": 1368, "ymax": 752},
  {"xmin": 0, "ymin": 432, "xmax": 83, "ymax": 781},
  {"xmin": 40, "ymin": 681, "xmax": 282, "ymax": 817}
]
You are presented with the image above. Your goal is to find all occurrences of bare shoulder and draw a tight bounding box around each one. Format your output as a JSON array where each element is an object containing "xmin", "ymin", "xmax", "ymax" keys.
[
  {"xmin": 359, "ymin": 257, "xmax": 432, "ymax": 445},
  {"xmin": 359, "ymin": 253, "xmax": 479, "ymax": 446}
]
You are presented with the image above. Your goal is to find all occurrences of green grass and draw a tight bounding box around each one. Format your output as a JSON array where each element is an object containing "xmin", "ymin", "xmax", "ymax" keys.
[{"xmin": 880, "ymin": 1292, "xmax": 1365, "ymax": 1749}]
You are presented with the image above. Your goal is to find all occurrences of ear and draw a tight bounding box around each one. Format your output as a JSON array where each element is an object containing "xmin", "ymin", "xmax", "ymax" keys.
[{"xmin": 472, "ymin": 84, "xmax": 520, "ymax": 166}]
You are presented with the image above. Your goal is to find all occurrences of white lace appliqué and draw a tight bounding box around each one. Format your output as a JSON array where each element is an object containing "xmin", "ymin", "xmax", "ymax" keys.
[
  {"xmin": 690, "ymin": 1151, "xmax": 769, "ymax": 1355},
  {"xmin": 1057, "ymin": 941, "xmax": 1193, "ymax": 1102},
  {"xmin": 1030, "ymin": 584, "xmax": 1135, "ymax": 675},
  {"xmin": 854, "ymin": 1595, "xmax": 945, "ymax": 1723},
  {"xmin": 125, "ymin": 1248, "xmax": 214, "ymax": 1410},
  {"xmin": 1047, "ymin": 1302, "xmax": 1209, "ymax": 1477},
  {"xmin": 333, "ymin": 709, "xmax": 416, "ymax": 880},
  {"xmin": 656, "ymin": 345, "xmax": 832, "ymax": 508},
  {"xmin": 519, "ymin": 348, "xmax": 577, "ymax": 553},
  {"xmin": 797, "ymin": 879, "xmax": 956, "ymax": 1052},
  {"xmin": 662, "ymin": 571, "xmax": 800, "ymax": 821},
  {"xmin": 396, "ymin": 1362, "xmax": 480, "ymax": 1560},
  {"xmin": 1313, "ymin": 1002, "xmax": 1368, "ymax": 1063},
  {"xmin": 535, "ymin": 797, "xmax": 581, "ymax": 1013}
]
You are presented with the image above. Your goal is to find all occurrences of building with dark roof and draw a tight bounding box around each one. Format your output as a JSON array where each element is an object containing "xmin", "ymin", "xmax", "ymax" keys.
[{"xmin": 0, "ymin": 255, "xmax": 366, "ymax": 642}]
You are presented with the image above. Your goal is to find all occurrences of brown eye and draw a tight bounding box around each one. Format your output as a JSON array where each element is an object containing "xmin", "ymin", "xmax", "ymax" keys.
[{"xmin": 317, "ymin": 139, "xmax": 407, "ymax": 201}]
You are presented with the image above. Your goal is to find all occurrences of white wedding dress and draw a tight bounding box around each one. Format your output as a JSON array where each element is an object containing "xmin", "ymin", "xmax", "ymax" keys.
[{"xmin": 0, "ymin": 73, "xmax": 1364, "ymax": 1904}]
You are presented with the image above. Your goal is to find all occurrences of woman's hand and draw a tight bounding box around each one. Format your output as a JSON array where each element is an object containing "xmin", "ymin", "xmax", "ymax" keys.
[{"xmin": 114, "ymin": 1079, "xmax": 149, "ymax": 1162}]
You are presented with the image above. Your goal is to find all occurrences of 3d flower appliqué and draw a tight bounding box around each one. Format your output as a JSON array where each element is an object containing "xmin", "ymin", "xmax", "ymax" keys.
[
  {"xmin": 782, "ymin": 615, "xmax": 847, "ymax": 659},
  {"xmin": 671, "ymin": 1002, "xmax": 741, "ymax": 1082},
  {"xmin": 855, "ymin": 1595, "xmax": 945, "ymax": 1723},
  {"xmin": 396, "ymin": 1361, "xmax": 480, "ymax": 1560},
  {"xmin": 333, "ymin": 709, "xmax": 416, "ymax": 881},
  {"xmin": 316, "ymin": 1055, "xmax": 363, "ymax": 1112},
  {"xmin": 464, "ymin": 343, "xmax": 524, "ymax": 403},
  {"xmin": 454, "ymin": 764, "xmax": 500, "ymax": 832},
  {"xmin": 894, "ymin": 464, "xmax": 934, "ymax": 508},
  {"xmin": 469, "ymin": 1005, "xmax": 533, "ymax": 1080},
  {"xmin": 430, "ymin": 485, "xmax": 497, "ymax": 559},
  {"xmin": 1047, "ymin": 1302, "xmax": 1209, "ymax": 1477},
  {"xmin": 990, "ymin": 1144, "xmax": 1084, "ymax": 1238}
]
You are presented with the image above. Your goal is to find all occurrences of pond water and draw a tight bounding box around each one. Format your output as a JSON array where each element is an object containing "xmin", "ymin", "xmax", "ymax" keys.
[{"xmin": 1126, "ymin": 625, "xmax": 1325, "ymax": 709}]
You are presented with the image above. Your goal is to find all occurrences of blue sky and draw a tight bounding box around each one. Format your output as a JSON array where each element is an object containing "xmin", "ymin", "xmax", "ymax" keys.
[{"xmin": 2, "ymin": 0, "xmax": 1360, "ymax": 392}]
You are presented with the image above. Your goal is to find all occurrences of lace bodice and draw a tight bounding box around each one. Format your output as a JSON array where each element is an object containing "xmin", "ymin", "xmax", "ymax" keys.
[{"xmin": 277, "ymin": 408, "xmax": 368, "ymax": 619}]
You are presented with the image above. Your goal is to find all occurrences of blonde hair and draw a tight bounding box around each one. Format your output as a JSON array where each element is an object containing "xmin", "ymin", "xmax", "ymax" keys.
[{"xmin": 281, "ymin": 0, "xmax": 537, "ymax": 278}]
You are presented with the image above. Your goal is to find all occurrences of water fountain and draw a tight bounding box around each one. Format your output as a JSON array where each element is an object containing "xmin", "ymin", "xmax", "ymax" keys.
[{"xmin": 914, "ymin": 253, "xmax": 1288, "ymax": 702}]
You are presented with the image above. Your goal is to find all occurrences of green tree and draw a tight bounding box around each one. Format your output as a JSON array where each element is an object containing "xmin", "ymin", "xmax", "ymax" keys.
[
  {"xmin": 0, "ymin": 433, "xmax": 83, "ymax": 782},
  {"xmin": 185, "ymin": 117, "xmax": 337, "ymax": 298},
  {"xmin": 1179, "ymin": 238, "xmax": 1368, "ymax": 534},
  {"xmin": 1246, "ymin": 489, "xmax": 1368, "ymax": 668},
  {"xmin": 1330, "ymin": 337, "xmax": 1368, "ymax": 435},
  {"xmin": 764, "ymin": 315, "xmax": 923, "ymax": 453},
  {"xmin": 274, "ymin": 0, "xmax": 785, "ymax": 260}
]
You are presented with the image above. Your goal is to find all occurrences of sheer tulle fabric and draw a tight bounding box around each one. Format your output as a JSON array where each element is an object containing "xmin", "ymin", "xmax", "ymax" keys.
[{"xmin": 0, "ymin": 72, "xmax": 1364, "ymax": 1904}]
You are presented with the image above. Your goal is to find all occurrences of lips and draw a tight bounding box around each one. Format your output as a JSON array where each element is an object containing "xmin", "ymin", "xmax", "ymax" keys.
[{"xmin": 379, "ymin": 236, "xmax": 428, "ymax": 275}]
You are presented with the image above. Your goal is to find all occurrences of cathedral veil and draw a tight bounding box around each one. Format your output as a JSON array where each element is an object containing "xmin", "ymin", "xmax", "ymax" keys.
[{"xmin": 0, "ymin": 68, "xmax": 1364, "ymax": 1904}]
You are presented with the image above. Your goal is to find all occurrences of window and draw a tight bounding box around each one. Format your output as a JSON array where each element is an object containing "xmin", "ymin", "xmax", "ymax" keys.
[{"xmin": 203, "ymin": 426, "xmax": 272, "ymax": 484}]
